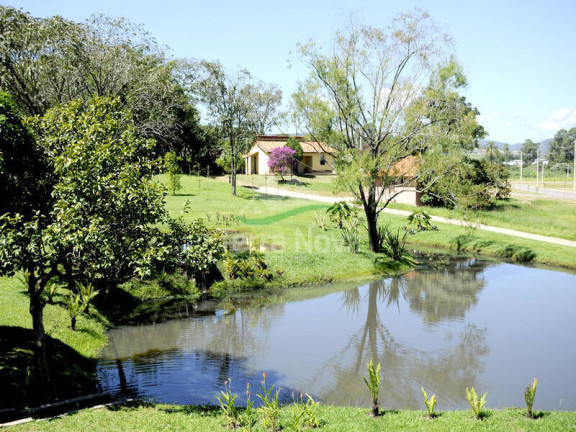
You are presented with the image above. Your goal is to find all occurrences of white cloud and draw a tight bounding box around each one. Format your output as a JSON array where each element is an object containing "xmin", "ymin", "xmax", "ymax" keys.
[{"xmin": 535, "ymin": 107, "xmax": 576, "ymax": 131}]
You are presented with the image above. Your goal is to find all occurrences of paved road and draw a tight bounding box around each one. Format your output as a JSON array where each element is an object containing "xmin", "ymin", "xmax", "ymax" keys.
[
  {"xmin": 252, "ymin": 185, "xmax": 576, "ymax": 248},
  {"xmin": 512, "ymin": 183, "xmax": 576, "ymax": 200}
]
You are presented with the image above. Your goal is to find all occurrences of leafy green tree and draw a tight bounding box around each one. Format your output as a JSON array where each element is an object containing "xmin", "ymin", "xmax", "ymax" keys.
[
  {"xmin": 0, "ymin": 6, "xmax": 202, "ymax": 155},
  {"xmin": 189, "ymin": 60, "xmax": 282, "ymax": 195},
  {"xmin": 286, "ymin": 137, "xmax": 303, "ymax": 173},
  {"xmin": 1, "ymin": 97, "xmax": 224, "ymax": 390},
  {"xmin": 548, "ymin": 128, "xmax": 576, "ymax": 164},
  {"xmin": 0, "ymin": 92, "xmax": 50, "ymax": 217},
  {"xmin": 421, "ymin": 158, "xmax": 510, "ymax": 210},
  {"xmin": 293, "ymin": 13, "xmax": 484, "ymax": 251},
  {"xmin": 164, "ymin": 151, "xmax": 182, "ymax": 195},
  {"xmin": 521, "ymin": 139, "xmax": 539, "ymax": 165}
]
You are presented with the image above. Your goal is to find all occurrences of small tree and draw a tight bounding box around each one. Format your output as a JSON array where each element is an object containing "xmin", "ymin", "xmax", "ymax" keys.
[
  {"xmin": 268, "ymin": 146, "xmax": 296, "ymax": 181},
  {"xmin": 164, "ymin": 151, "xmax": 182, "ymax": 195},
  {"xmin": 286, "ymin": 137, "xmax": 303, "ymax": 174}
]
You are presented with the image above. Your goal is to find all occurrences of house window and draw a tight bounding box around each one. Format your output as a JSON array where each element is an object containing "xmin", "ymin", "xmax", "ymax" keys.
[{"xmin": 320, "ymin": 155, "xmax": 326, "ymax": 165}]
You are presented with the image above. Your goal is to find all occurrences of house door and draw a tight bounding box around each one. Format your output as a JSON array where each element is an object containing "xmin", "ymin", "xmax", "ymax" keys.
[
  {"xmin": 252, "ymin": 155, "xmax": 258, "ymax": 174},
  {"xmin": 302, "ymin": 155, "xmax": 313, "ymax": 173}
]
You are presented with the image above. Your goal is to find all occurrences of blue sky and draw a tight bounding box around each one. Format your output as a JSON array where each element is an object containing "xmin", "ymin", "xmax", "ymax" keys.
[{"xmin": 4, "ymin": 0, "xmax": 576, "ymax": 144}]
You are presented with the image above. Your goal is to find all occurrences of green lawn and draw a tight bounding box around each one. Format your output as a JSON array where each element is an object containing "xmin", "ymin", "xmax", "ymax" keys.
[
  {"xmin": 389, "ymin": 196, "xmax": 576, "ymax": 242},
  {"xmin": 164, "ymin": 175, "xmax": 576, "ymax": 271},
  {"xmin": 228, "ymin": 173, "xmax": 353, "ymax": 197},
  {"xmin": 8, "ymin": 403, "xmax": 576, "ymax": 431}
]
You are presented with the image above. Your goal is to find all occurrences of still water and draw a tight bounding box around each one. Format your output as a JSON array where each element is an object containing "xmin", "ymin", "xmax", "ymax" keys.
[{"xmin": 98, "ymin": 260, "xmax": 576, "ymax": 410}]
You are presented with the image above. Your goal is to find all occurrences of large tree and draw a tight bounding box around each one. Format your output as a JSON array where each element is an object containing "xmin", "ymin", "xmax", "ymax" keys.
[
  {"xmin": 292, "ymin": 12, "xmax": 484, "ymax": 251},
  {"xmin": 548, "ymin": 128, "xmax": 576, "ymax": 164},
  {"xmin": 0, "ymin": 97, "xmax": 224, "ymax": 390},
  {"xmin": 0, "ymin": 6, "xmax": 207, "ymax": 157},
  {"xmin": 189, "ymin": 61, "xmax": 282, "ymax": 195},
  {"xmin": 521, "ymin": 139, "xmax": 539, "ymax": 165}
]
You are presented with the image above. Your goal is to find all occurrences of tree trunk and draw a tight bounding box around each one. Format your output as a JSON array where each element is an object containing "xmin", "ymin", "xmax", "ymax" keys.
[
  {"xmin": 231, "ymin": 137, "xmax": 237, "ymax": 196},
  {"xmin": 29, "ymin": 286, "xmax": 50, "ymax": 389},
  {"xmin": 365, "ymin": 206, "xmax": 380, "ymax": 253}
]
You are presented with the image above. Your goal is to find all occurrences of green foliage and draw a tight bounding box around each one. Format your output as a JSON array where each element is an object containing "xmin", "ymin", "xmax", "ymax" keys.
[
  {"xmin": 191, "ymin": 60, "xmax": 281, "ymax": 195},
  {"xmin": 378, "ymin": 225, "xmax": 415, "ymax": 265},
  {"xmin": 26, "ymin": 97, "xmax": 168, "ymax": 288},
  {"xmin": 465, "ymin": 387, "xmax": 487, "ymax": 420},
  {"xmin": 523, "ymin": 377, "xmax": 538, "ymax": 419},
  {"xmin": 0, "ymin": 6, "xmax": 196, "ymax": 152},
  {"xmin": 362, "ymin": 358, "xmax": 381, "ymax": 417},
  {"xmin": 287, "ymin": 394, "xmax": 321, "ymax": 432},
  {"xmin": 549, "ymin": 128, "xmax": 576, "ymax": 164},
  {"xmin": 521, "ymin": 139, "xmax": 539, "ymax": 165},
  {"xmin": 314, "ymin": 211, "xmax": 328, "ymax": 231},
  {"xmin": 421, "ymin": 387, "xmax": 437, "ymax": 418},
  {"xmin": 222, "ymin": 249, "xmax": 272, "ymax": 282},
  {"xmin": 160, "ymin": 217, "xmax": 225, "ymax": 285},
  {"xmin": 326, "ymin": 201, "xmax": 356, "ymax": 229},
  {"xmin": 421, "ymin": 157, "xmax": 510, "ymax": 210},
  {"xmin": 286, "ymin": 137, "xmax": 304, "ymax": 161},
  {"xmin": 406, "ymin": 210, "xmax": 436, "ymax": 231},
  {"xmin": 340, "ymin": 217, "xmax": 361, "ymax": 253},
  {"xmin": 164, "ymin": 151, "xmax": 182, "ymax": 195},
  {"xmin": 78, "ymin": 282, "xmax": 98, "ymax": 313},
  {"xmin": 44, "ymin": 279, "xmax": 59, "ymax": 304},
  {"xmin": 65, "ymin": 293, "xmax": 86, "ymax": 331},
  {"xmin": 257, "ymin": 372, "xmax": 281, "ymax": 431},
  {"xmin": 242, "ymin": 383, "xmax": 257, "ymax": 432},
  {"xmin": 215, "ymin": 378, "xmax": 238, "ymax": 430},
  {"xmin": 0, "ymin": 91, "xmax": 49, "ymax": 217}
]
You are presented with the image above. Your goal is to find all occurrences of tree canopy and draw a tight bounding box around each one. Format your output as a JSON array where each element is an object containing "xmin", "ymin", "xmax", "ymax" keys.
[
  {"xmin": 188, "ymin": 60, "xmax": 282, "ymax": 195},
  {"xmin": 292, "ymin": 12, "xmax": 484, "ymax": 251}
]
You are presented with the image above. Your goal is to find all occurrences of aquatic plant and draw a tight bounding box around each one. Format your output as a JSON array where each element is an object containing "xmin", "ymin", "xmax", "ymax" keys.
[
  {"xmin": 257, "ymin": 372, "xmax": 281, "ymax": 430},
  {"xmin": 242, "ymin": 383, "xmax": 257, "ymax": 431},
  {"xmin": 466, "ymin": 387, "xmax": 487, "ymax": 420},
  {"xmin": 524, "ymin": 377, "xmax": 538, "ymax": 418},
  {"xmin": 363, "ymin": 358, "xmax": 381, "ymax": 416},
  {"xmin": 421, "ymin": 387, "xmax": 437, "ymax": 418},
  {"xmin": 215, "ymin": 378, "xmax": 238, "ymax": 429}
]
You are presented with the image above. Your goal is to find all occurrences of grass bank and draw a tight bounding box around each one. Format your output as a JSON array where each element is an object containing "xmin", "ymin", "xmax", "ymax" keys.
[
  {"xmin": 7, "ymin": 402, "xmax": 576, "ymax": 431},
  {"xmin": 0, "ymin": 275, "xmax": 201, "ymax": 409},
  {"xmin": 167, "ymin": 175, "xmax": 576, "ymax": 271}
]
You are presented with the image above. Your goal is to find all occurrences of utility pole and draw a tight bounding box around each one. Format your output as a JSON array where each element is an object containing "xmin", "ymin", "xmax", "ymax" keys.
[
  {"xmin": 536, "ymin": 149, "xmax": 540, "ymax": 187},
  {"xmin": 520, "ymin": 151, "xmax": 523, "ymax": 185}
]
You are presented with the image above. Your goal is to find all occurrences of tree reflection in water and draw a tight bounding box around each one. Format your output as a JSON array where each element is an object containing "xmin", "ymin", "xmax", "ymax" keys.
[{"xmin": 311, "ymin": 259, "xmax": 490, "ymax": 408}]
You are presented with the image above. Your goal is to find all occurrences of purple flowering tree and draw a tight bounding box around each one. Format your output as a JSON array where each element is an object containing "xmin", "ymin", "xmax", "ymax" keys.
[{"xmin": 268, "ymin": 146, "xmax": 296, "ymax": 181}]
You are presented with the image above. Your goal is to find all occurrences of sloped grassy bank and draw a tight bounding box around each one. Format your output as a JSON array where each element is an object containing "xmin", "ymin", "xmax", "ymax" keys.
[{"xmin": 6, "ymin": 402, "xmax": 576, "ymax": 431}]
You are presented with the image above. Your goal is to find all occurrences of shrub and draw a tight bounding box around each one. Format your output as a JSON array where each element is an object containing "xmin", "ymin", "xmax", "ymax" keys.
[
  {"xmin": 326, "ymin": 201, "xmax": 356, "ymax": 229},
  {"xmin": 341, "ymin": 217, "xmax": 360, "ymax": 253},
  {"xmin": 378, "ymin": 224, "xmax": 414, "ymax": 264}
]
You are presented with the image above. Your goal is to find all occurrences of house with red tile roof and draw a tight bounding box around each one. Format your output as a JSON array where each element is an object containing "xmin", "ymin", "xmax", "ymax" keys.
[{"xmin": 244, "ymin": 135, "xmax": 336, "ymax": 175}]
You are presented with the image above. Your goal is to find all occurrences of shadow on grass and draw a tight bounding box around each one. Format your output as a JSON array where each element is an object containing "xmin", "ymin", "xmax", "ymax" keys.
[
  {"xmin": 478, "ymin": 410, "xmax": 493, "ymax": 420},
  {"xmin": 157, "ymin": 404, "xmax": 221, "ymax": 417},
  {"xmin": 373, "ymin": 256, "xmax": 406, "ymax": 273},
  {"xmin": 0, "ymin": 326, "xmax": 99, "ymax": 410},
  {"xmin": 530, "ymin": 411, "xmax": 550, "ymax": 420}
]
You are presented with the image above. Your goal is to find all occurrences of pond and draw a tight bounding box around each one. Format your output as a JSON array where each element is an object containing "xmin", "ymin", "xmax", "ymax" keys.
[{"xmin": 98, "ymin": 259, "xmax": 576, "ymax": 410}]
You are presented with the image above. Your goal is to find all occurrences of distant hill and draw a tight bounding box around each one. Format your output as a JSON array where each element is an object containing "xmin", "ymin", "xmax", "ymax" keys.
[{"xmin": 479, "ymin": 138, "xmax": 552, "ymax": 154}]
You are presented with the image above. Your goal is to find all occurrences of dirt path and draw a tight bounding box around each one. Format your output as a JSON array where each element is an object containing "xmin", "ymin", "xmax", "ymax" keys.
[{"xmin": 252, "ymin": 185, "xmax": 576, "ymax": 248}]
